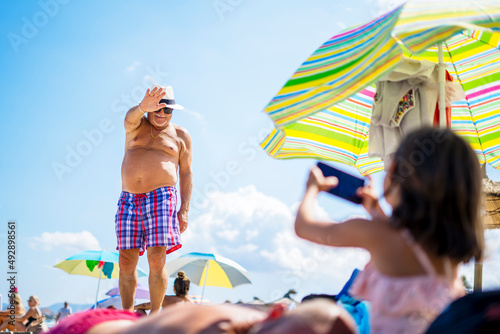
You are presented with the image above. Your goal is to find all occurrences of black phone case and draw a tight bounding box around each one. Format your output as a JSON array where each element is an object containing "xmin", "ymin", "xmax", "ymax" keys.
[{"xmin": 316, "ymin": 162, "xmax": 365, "ymax": 204}]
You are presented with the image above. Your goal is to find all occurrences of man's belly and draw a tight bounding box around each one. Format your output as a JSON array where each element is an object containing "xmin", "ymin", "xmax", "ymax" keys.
[{"xmin": 121, "ymin": 148, "xmax": 178, "ymax": 194}]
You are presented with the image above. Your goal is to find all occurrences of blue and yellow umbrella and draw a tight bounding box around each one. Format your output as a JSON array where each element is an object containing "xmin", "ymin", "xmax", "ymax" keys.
[
  {"xmin": 166, "ymin": 252, "xmax": 252, "ymax": 302},
  {"xmin": 54, "ymin": 250, "xmax": 148, "ymax": 308}
]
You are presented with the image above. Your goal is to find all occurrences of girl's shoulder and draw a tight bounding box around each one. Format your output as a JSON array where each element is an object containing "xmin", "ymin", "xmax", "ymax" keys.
[{"xmin": 348, "ymin": 217, "xmax": 401, "ymax": 241}]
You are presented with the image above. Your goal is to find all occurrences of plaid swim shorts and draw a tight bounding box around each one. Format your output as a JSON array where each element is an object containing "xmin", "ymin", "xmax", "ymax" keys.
[{"xmin": 115, "ymin": 186, "xmax": 182, "ymax": 256}]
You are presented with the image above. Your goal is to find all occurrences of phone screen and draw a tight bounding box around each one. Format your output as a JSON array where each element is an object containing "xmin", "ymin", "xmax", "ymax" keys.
[{"xmin": 316, "ymin": 162, "xmax": 365, "ymax": 204}]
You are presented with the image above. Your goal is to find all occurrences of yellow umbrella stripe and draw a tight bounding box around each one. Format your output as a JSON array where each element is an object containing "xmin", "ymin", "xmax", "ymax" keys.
[
  {"xmin": 292, "ymin": 47, "xmax": 372, "ymax": 76},
  {"xmin": 268, "ymin": 59, "xmax": 396, "ymax": 127},
  {"xmin": 289, "ymin": 128, "xmax": 366, "ymax": 147},
  {"xmin": 484, "ymin": 135, "xmax": 500, "ymax": 148},
  {"xmin": 54, "ymin": 260, "xmax": 120, "ymax": 279},
  {"xmin": 399, "ymin": 28, "xmax": 463, "ymax": 53},
  {"xmin": 301, "ymin": 108, "xmax": 372, "ymax": 126},
  {"xmin": 452, "ymin": 44, "xmax": 494, "ymax": 61},
  {"xmin": 474, "ymin": 108, "xmax": 500, "ymax": 122},
  {"xmin": 286, "ymin": 128, "xmax": 362, "ymax": 154},
  {"xmin": 292, "ymin": 35, "xmax": 390, "ymax": 76},
  {"xmin": 199, "ymin": 260, "xmax": 233, "ymax": 288},
  {"xmin": 268, "ymin": 41, "xmax": 399, "ymax": 105},
  {"xmin": 478, "ymin": 125, "xmax": 500, "ymax": 138},
  {"xmin": 294, "ymin": 120, "xmax": 368, "ymax": 142}
]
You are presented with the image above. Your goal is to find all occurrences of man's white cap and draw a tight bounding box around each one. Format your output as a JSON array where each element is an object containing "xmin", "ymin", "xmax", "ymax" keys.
[{"xmin": 152, "ymin": 85, "xmax": 184, "ymax": 110}]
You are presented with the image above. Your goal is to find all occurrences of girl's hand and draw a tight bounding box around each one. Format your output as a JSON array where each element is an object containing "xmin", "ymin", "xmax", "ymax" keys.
[
  {"xmin": 307, "ymin": 167, "xmax": 338, "ymax": 192},
  {"xmin": 356, "ymin": 177, "xmax": 387, "ymax": 219}
]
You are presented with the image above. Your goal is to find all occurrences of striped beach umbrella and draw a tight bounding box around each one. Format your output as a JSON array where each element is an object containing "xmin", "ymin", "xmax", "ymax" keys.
[
  {"xmin": 54, "ymin": 250, "xmax": 148, "ymax": 309},
  {"xmin": 261, "ymin": 0, "xmax": 500, "ymax": 175},
  {"xmin": 166, "ymin": 252, "xmax": 252, "ymax": 302}
]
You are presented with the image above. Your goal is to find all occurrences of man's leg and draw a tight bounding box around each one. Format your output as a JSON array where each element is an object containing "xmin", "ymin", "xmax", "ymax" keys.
[
  {"xmin": 119, "ymin": 248, "xmax": 140, "ymax": 312},
  {"xmin": 147, "ymin": 246, "xmax": 167, "ymax": 313}
]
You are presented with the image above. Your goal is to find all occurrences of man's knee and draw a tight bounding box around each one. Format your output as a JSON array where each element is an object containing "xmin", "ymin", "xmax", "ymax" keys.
[
  {"xmin": 147, "ymin": 247, "xmax": 166, "ymax": 272},
  {"xmin": 119, "ymin": 249, "xmax": 140, "ymax": 274}
]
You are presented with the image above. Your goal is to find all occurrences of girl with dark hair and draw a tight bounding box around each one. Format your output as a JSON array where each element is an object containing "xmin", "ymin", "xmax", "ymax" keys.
[
  {"xmin": 295, "ymin": 127, "xmax": 484, "ymax": 334},
  {"xmin": 172, "ymin": 271, "xmax": 191, "ymax": 300}
]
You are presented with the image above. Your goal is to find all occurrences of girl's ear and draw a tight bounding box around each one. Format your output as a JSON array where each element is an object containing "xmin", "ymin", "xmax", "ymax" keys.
[
  {"xmin": 383, "ymin": 161, "xmax": 401, "ymax": 207},
  {"xmin": 387, "ymin": 159, "xmax": 397, "ymax": 175}
]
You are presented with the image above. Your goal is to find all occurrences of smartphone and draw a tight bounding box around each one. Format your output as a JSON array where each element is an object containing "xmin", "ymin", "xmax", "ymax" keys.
[{"xmin": 316, "ymin": 162, "xmax": 365, "ymax": 204}]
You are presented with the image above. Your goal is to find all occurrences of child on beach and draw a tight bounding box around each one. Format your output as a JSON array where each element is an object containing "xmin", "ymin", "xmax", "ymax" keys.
[{"xmin": 295, "ymin": 127, "xmax": 484, "ymax": 334}]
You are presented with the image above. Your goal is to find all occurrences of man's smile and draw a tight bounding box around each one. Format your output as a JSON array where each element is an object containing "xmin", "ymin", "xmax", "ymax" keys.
[{"xmin": 154, "ymin": 114, "xmax": 168, "ymax": 124}]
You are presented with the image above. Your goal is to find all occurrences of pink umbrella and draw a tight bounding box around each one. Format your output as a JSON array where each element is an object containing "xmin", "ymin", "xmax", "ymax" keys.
[{"xmin": 105, "ymin": 283, "xmax": 150, "ymax": 300}]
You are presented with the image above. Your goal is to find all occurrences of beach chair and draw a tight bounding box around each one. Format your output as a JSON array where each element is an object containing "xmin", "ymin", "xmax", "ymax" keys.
[{"xmin": 426, "ymin": 289, "xmax": 500, "ymax": 333}]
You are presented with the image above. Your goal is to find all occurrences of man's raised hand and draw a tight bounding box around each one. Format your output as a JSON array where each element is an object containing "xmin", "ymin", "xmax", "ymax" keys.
[{"xmin": 139, "ymin": 87, "xmax": 168, "ymax": 112}]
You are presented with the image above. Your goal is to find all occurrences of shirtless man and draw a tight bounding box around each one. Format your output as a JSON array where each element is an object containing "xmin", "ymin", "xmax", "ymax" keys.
[{"xmin": 115, "ymin": 85, "xmax": 193, "ymax": 313}]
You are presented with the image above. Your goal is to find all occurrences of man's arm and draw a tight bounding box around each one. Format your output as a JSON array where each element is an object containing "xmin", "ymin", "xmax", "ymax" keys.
[
  {"xmin": 124, "ymin": 87, "xmax": 167, "ymax": 132},
  {"xmin": 177, "ymin": 128, "xmax": 193, "ymax": 233},
  {"xmin": 55, "ymin": 312, "xmax": 61, "ymax": 323}
]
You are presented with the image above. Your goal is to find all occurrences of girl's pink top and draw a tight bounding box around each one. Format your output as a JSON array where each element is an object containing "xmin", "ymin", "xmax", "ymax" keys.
[{"xmin": 350, "ymin": 230, "xmax": 466, "ymax": 334}]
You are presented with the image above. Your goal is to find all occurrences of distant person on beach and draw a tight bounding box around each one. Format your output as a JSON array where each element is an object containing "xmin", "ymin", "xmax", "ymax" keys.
[
  {"xmin": 55, "ymin": 301, "xmax": 72, "ymax": 323},
  {"xmin": 0, "ymin": 292, "xmax": 26, "ymax": 332},
  {"xmin": 135, "ymin": 270, "xmax": 193, "ymax": 312},
  {"xmin": 14, "ymin": 295, "xmax": 48, "ymax": 333},
  {"xmin": 295, "ymin": 127, "xmax": 484, "ymax": 334},
  {"xmin": 116, "ymin": 85, "xmax": 193, "ymax": 313}
]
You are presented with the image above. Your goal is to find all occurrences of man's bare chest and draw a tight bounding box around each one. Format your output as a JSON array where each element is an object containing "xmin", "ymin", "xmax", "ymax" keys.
[{"xmin": 127, "ymin": 125, "xmax": 180, "ymax": 156}]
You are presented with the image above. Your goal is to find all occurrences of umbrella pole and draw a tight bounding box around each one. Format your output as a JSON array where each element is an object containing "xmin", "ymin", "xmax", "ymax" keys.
[
  {"xmin": 94, "ymin": 266, "xmax": 103, "ymax": 309},
  {"xmin": 200, "ymin": 261, "xmax": 210, "ymax": 303},
  {"xmin": 437, "ymin": 43, "xmax": 447, "ymax": 128}
]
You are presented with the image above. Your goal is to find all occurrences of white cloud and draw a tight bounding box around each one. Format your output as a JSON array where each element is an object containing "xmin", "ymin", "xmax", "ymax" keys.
[
  {"xmin": 181, "ymin": 185, "xmax": 500, "ymax": 299},
  {"xmin": 181, "ymin": 185, "xmax": 369, "ymax": 281},
  {"xmin": 336, "ymin": 22, "xmax": 347, "ymax": 30},
  {"xmin": 216, "ymin": 229, "xmax": 240, "ymax": 241},
  {"xmin": 290, "ymin": 200, "xmax": 332, "ymax": 222},
  {"xmin": 30, "ymin": 231, "xmax": 101, "ymax": 252},
  {"xmin": 126, "ymin": 61, "xmax": 142, "ymax": 72}
]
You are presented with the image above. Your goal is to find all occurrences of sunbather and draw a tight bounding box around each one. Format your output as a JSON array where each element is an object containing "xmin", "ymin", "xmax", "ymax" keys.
[
  {"xmin": 48, "ymin": 298, "xmax": 356, "ymax": 334},
  {"xmin": 134, "ymin": 270, "xmax": 193, "ymax": 312},
  {"xmin": 0, "ymin": 292, "xmax": 25, "ymax": 332},
  {"xmin": 14, "ymin": 295, "xmax": 48, "ymax": 333}
]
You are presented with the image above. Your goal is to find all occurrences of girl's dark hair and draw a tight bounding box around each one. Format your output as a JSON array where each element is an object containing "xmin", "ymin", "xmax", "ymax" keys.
[
  {"xmin": 389, "ymin": 127, "xmax": 484, "ymax": 262},
  {"xmin": 174, "ymin": 271, "xmax": 190, "ymax": 297}
]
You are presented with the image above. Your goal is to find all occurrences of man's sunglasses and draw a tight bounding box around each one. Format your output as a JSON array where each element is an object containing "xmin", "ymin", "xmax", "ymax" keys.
[{"xmin": 154, "ymin": 108, "xmax": 173, "ymax": 114}]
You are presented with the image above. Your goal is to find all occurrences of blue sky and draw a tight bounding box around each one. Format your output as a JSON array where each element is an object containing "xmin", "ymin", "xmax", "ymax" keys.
[{"xmin": 1, "ymin": 0, "xmax": 500, "ymax": 308}]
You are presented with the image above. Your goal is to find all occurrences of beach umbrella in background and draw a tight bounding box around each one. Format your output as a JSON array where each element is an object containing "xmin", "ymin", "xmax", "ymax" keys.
[
  {"xmin": 483, "ymin": 178, "xmax": 500, "ymax": 229},
  {"xmin": 89, "ymin": 296, "xmax": 123, "ymax": 310},
  {"xmin": 260, "ymin": 0, "xmax": 500, "ymax": 175},
  {"xmin": 106, "ymin": 283, "xmax": 150, "ymax": 300},
  {"xmin": 54, "ymin": 250, "xmax": 148, "ymax": 309},
  {"xmin": 189, "ymin": 295, "xmax": 212, "ymax": 304},
  {"xmin": 166, "ymin": 252, "xmax": 252, "ymax": 302}
]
